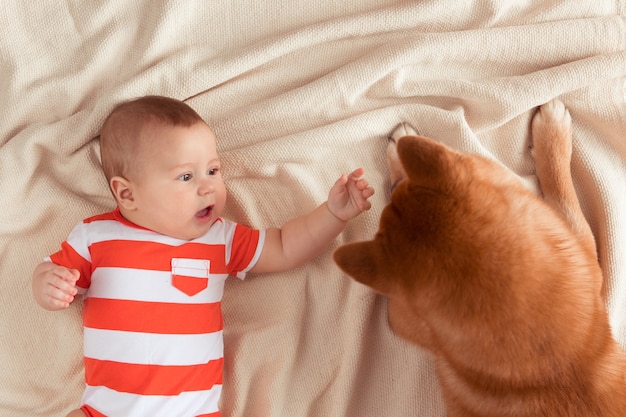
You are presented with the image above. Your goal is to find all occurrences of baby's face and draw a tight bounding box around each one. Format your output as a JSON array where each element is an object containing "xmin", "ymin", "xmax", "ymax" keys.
[{"xmin": 127, "ymin": 122, "xmax": 227, "ymax": 240}]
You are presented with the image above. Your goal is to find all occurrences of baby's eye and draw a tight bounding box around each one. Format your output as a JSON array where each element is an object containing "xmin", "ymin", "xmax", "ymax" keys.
[
  {"xmin": 208, "ymin": 168, "xmax": 220, "ymax": 176},
  {"xmin": 178, "ymin": 173, "xmax": 193, "ymax": 182}
]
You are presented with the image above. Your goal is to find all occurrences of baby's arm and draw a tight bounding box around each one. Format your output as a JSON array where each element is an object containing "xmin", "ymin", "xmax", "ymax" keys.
[
  {"xmin": 251, "ymin": 168, "xmax": 374, "ymax": 273},
  {"xmin": 32, "ymin": 262, "xmax": 79, "ymax": 311}
]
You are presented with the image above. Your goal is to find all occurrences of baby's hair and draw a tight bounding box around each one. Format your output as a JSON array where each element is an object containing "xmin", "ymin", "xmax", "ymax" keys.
[{"xmin": 99, "ymin": 95, "xmax": 205, "ymax": 182}]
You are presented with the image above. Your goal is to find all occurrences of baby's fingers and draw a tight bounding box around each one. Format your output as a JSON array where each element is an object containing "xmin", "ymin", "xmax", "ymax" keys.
[
  {"xmin": 355, "ymin": 177, "xmax": 372, "ymax": 191},
  {"xmin": 56, "ymin": 267, "xmax": 80, "ymax": 284},
  {"xmin": 45, "ymin": 286, "xmax": 75, "ymax": 309},
  {"xmin": 50, "ymin": 268, "xmax": 79, "ymax": 302},
  {"xmin": 53, "ymin": 274, "xmax": 78, "ymax": 294},
  {"xmin": 347, "ymin": 167, "xmax": 365, "ymax": 181}
]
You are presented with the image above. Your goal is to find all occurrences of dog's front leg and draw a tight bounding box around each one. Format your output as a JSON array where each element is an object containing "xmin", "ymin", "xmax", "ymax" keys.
[{"xmin": 531, "ymin": 99, "xmax": 596, "ymax": 253}]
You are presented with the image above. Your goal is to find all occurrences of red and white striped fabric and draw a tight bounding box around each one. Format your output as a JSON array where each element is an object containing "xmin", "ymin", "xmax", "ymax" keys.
[{"xmin": 47, "ymin": 209, "xmax": 264, "ymax": 417}]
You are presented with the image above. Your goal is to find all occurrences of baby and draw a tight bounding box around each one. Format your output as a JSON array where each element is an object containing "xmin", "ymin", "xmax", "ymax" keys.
[{"xmin": 32, "ymin": 96, "xmax": 374, "ymax": 417}]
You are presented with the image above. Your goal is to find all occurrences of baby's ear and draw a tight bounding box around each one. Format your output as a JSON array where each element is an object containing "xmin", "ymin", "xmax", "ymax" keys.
[
  {"xmin": 333, "ymin": 240, "xmax": 394, "ymax": 295},
  {"xmin": 110, "ymin": 176, "xmax": 136, "ymax": 210},
  {"xmin": 397, "ymin": 136, "xmax": 454, "ymax": 186}
]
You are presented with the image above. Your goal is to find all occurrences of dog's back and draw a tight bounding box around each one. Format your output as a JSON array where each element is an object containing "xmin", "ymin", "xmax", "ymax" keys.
[{"xmin": 417, "ymin": 152, "xmax": 626, "ymax": 416}]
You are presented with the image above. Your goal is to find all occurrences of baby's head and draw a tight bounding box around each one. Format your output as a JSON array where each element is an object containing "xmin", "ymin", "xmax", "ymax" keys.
[
  {"xmin": 100, "ymin": 95, "xmax": 206, "ymax": 183},
  {"xmin": 99, "ymin": 96, "xmax": 226, "ymax": 240}
]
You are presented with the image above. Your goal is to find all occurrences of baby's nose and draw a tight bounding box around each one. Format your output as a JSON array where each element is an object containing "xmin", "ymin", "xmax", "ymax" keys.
[{"xmin": 198, "ymin": 179, "xmax": 215, "ymax": 195}]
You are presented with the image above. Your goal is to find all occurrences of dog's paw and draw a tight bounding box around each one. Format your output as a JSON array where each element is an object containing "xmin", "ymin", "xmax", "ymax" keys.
[
  {"xmin": 387, "ymin": 123, "xmax": 416, "ymax": 191},
  {"xmin": 389, "ymin": 123, "xmax": 418, "ymax": 143},
  {"xmin": 531, "ymin": 99, "xmax": 573, "ymax": 163},
  {"xmin": 532, "ymin": 99, "xmax": 572, "ymax": 133}
]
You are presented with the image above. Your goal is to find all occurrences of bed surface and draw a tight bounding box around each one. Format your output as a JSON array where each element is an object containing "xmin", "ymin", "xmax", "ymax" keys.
[{"xmin": 1, "ymin": 1, "xmax": 625, "ymax": 416}]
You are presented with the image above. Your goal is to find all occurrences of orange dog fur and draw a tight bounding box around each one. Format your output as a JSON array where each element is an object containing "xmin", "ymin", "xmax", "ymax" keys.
[{"xmin": 334, "ymin": 100, "xmax": 626, "ymax": 416}]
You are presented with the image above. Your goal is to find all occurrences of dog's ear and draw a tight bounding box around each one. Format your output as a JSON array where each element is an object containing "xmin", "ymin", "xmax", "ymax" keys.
[
  {"xmin": 333, "ymin": 240, "xmax": 394, "ymax": 295},
  {"xmin": 397, "ymin": 136, "xmax": 454, "ymax": 185}
]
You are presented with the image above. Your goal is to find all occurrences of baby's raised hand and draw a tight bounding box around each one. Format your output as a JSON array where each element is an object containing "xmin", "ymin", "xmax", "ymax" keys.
[
  {"xmin": 326, "ymin": 168, "xmax": 374, "ymax": 222},
  {"xmin": 32, "ymin": 263, "xmax": 80, "ymax": 311}
]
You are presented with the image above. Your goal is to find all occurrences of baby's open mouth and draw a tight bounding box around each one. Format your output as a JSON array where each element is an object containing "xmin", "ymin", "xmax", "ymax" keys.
[{"xmin": 195, "ymin": 206, "xmax": 213, "ymax": 219}]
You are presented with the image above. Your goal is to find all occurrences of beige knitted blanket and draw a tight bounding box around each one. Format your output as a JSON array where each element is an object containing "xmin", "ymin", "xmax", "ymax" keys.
[{"xmin": 1, "ymin": 1, "xmax": 624, "ymax": 416}]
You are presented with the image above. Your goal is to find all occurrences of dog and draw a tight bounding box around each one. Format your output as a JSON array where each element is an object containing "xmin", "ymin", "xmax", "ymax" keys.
[{"xmin": 333, "ymin": 100, "xmax": 626, "ymax": 416}]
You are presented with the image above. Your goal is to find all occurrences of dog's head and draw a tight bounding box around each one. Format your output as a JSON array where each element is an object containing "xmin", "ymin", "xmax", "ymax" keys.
[{"xmin": 333, "ymin": 135, "xmax": 542, "ymax": 343}]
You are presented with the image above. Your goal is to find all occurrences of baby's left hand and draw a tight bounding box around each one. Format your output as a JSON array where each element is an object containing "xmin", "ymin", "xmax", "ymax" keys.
[{"xmin": 327, "ymin": 168, "xmax": 375, "ymax": 221}]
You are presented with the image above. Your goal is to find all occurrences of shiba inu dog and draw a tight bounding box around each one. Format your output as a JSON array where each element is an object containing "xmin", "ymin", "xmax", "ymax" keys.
[{"xmin": 334, "ymin": 100, "xmax": 626, "ymax": 416}]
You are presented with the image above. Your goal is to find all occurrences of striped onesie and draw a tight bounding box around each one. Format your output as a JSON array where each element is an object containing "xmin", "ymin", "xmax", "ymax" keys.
[{"xmin": 47, "ymin": 209, "xmax": 265, "ymax": 417}]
